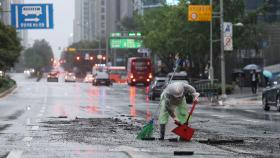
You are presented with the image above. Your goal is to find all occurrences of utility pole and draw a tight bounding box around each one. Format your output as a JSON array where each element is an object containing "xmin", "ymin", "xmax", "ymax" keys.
[{"xmin": 220, "ymin": 0, "xmax": 226, "ymax": 97}]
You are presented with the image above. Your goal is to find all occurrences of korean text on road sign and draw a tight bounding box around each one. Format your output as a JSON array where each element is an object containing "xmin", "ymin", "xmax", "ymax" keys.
[
  {"xmin": 11, "ymin": 4, "xmax": 54, "ymax": 30},
  {"xmin": 188, "ymin": 5, "xmax": 212, "ymax": 22}
]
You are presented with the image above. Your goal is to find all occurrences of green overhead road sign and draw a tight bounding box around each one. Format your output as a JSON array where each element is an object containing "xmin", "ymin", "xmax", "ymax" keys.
[
  {"xmin": 110, "ymin": 32, "xmax": 142, "ymax": 37},
  {"xmin": 110, "ymin": 32, "xmax": 121, "ymax": 37},
  {"xmin": 110, "ymin": 38, "xmax": 143, "ymax": 49}
]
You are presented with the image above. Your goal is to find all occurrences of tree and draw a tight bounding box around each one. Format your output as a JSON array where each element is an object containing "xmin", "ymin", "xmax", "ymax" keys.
[
  {"xmin": 0, "ymin": 22, "xmax": 22, "ymax": 71},
  {"xmin": 60, "ymin": 40, "xmax": 102, "ymax": 73},
  {"xmin": 120, "ymin": 16, "xmax": 139, "ymax": 31},
  {"xmin": 136, "ymin": 0, "xmax": 252, "ymax": 77},
  {"xmin": 24, "ymin": 39, "xmax": 54, "ymax": 72}
]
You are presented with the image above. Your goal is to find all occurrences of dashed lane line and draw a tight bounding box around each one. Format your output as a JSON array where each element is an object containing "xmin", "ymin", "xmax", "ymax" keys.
[
  {"xmin": 36, "ymin": 113, "xmax": 43, "ymax": 117},
  {"xmin": 26, "ymin": 118, "xmax": 31, "ymax": 126},
  {"xmin": 22, "ymin": 137, "xmax": 32, "ymax": 142},
  {"xmin": 31, "ymin": 126, "xmax": 39, "ymax": 131},
  {"xmin": 211, "ymin": 114, "xmax": 227, "ymax": 118},
  {"xmin": 243, "ymin": 119, "xmax": 260, "ymax": 123}
]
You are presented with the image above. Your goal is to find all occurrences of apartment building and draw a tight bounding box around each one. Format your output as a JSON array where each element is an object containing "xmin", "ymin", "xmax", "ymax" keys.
[{"xmin": 73, "ymin": 0, "xmax": 134, "ymax": 42}]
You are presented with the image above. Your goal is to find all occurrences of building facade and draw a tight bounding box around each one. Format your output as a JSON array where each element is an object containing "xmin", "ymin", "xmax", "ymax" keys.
[
  {"xmin": 0, "ymin": 0, "xmax": 28, "ymax": 48},
  {"xmin": 134, "ymin": 0, "xmax": 165, "ymax": 15},
  {"xmin": 73, "ymin": 0, "xmax": 134, "ymax": 43},
  {"xmin": 0, "ymin": 0, "xmax": 11, "ymax": 25}
]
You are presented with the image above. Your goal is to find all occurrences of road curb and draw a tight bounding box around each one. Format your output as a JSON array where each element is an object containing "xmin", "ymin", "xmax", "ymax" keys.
[{"xmin": 0, "ymin": 84, "xmax": 17, "ymax": 98}]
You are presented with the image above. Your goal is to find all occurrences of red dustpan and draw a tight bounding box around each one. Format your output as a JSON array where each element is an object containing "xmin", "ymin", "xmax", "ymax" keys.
[{"xmin": 172, "ymin": 98, "xmax": 198, "ymax": 141}]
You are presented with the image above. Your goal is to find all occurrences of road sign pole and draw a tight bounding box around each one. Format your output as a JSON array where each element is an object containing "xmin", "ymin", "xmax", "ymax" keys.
[
  {"xmin": 209, "ymin": 0, "xmax": 214, "ymax": 85},
  {"xmin": 220, "ymin": 0, "xmax": 226, "ymax": 97}
]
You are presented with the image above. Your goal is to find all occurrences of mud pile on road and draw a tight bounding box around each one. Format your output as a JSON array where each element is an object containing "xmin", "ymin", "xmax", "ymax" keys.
[
  {"xmin": 196, "ymin": 128, "xmax": 280, "ymax": 158},
  {"xmin": 42, "ymin": 117, "xmax": 142, "ymax": 146},
  {"xmin": 41, "ymin": 117, "xmax": 280, "ymax": 157}
]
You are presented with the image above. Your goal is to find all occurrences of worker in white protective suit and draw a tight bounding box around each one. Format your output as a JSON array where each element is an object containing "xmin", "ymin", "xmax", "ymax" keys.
[{"xmin": 158, "ymin": 81, "xmax": 199, "ymax": 140}]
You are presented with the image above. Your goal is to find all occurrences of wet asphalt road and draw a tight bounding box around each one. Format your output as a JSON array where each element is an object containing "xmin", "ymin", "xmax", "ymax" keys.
[{"xmin": 0, "ymin": 73, "xmax": 280, "ymax": 157}]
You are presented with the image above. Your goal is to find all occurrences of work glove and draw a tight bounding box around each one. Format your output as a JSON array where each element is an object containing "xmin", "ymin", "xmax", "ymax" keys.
[{"xmin": 192, "ymin": 92, "xmax": 200, "ymax": 103}]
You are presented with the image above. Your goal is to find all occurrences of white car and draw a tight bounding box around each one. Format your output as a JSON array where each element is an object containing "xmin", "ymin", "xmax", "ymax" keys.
[
  {"xmin": 84, "ymin": 74, "xmax": 93, "ymax": 83},
  {"xmin": 93, "ymin": 71, "xmax": 111, "ymax": 86},
  {"xmin": 64, "ymin": 73, "xmax": 76, "ymax": 82}
]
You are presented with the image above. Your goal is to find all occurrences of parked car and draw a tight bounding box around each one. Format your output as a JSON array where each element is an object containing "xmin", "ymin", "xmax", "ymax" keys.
[
  {"xmin": 262, "ymin": 77, "xmax": 280, "ymax": 112},
  {"xmin": 166, "ymin": 71, "xmax": 188, "ymax": 82},
  {"xmin": 93, "ymin": 71, "xmax": 111, "ymax": 86},
  {"xmin": 47, "ymin": 71, "xmax": 59, "ymax": 82},
  {"xmin": 148, "ymin": 77, "xmax": 167, "ymax": 100},
  {"xmin": 64, "ymin": 72, "xmax": 76, "ymax": 82}
]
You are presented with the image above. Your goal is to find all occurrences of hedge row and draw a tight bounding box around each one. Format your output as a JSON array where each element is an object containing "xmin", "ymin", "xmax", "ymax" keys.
[{"xmin": 0, "ymin": 77, "xmax": 16, "ymax": 93}]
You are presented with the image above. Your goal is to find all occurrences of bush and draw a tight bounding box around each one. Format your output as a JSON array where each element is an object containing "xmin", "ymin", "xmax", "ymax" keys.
[
  {"xmin": 217, "ymin": 84, "xmax": 234, "ymax": 95},
  {"xmin": 0, "ymin": 77, "xmax": 16, "ymax": 93}
]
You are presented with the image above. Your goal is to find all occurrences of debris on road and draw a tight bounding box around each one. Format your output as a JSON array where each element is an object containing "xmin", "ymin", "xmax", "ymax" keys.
[
  {"xmin": 174, "ymin": 151, "xmax": 194, "ymax": 156},
  {"xmin": 198, "ymin": 139, "xmax": 244, "ymax": 145}
]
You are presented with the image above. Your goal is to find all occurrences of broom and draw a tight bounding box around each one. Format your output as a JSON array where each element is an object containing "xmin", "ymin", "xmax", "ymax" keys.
[{"xmin": 136, "ymin": 64, "xmax": 179, "ymax": 140}]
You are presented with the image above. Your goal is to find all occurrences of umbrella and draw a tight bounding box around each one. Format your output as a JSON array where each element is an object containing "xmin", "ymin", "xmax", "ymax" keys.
[
  {"xmin": 233, "ymin": 69, "xmax": 244, "ymax": 74},
  {"xmin": 263, "ymin": 70, "xmax": 272, "ymax": 79},
  {"xmin": 243, "ymin": 64, "xmax": 261, "ymax": 70}
]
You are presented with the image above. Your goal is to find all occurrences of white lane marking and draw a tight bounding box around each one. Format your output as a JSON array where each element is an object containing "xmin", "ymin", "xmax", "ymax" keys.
[
  {"xmin": 36, "ymin": 119, "xmax": 41, "ymax": 123},
  {"xmin": 31, "ymin": 126, "xmax": 39, "ymax": 131},
  {"xmin": 211, "ymin": 114, "xmax": 227, "ymax": 118},
  {"xmin": 26, "ymin": 118, "xmax": 31, "ymax": 125},
  {"xmin": 243, "ymin": 119, "xmax": 259, "ymax": 123},
  {"xmin": 22, "ymin": 137, "xmax": 32, "ymax": 142},
  {"xmin": 37, "ymin": 113, "xmax": 43, "ymax": 117},
  {"xmin": 7, "ymin": 150, "xmax": 23, "ymax": 158},
  {"xmin": 245, "ymin": 110, "xmax": 255, "ymax": 113}
]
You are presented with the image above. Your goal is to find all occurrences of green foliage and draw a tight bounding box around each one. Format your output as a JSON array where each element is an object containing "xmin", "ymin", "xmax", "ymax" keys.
[
  {"xmin": 61, "ymin": 40, "xmax": 101, "ymax": 71},
  {"xmin": 217, "ymin": 84, "xmax": 234, "ymax": 95},
  {"xmin": 120, "ymin": 16, "xmax": 139, "ymax": 31},
  {"xmin": 0, "ymin": 77, "xmax": 16, "ymax": 93},
  {"xmin": 0, "ymin": 22, "xmax": 22, "ymax": 70},
  {"xmin": 136, "ymin": 0, "xmax": 259, "ymax": 76},
  {"xmin": 24, "ymin": 39, "xmax": 54, "ymax": 71}
]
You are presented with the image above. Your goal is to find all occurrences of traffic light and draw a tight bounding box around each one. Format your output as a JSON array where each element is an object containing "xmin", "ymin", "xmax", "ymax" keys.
[{"xmin": 76, "ymin": 56, "xmax": 80, "ymax": 61}]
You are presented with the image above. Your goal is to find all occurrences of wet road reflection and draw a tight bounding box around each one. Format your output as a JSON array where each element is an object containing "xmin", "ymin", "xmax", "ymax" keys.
[
  {"xmin": 205, "ymin": 107, "xmax": 280, "ymax": 122},
  {"xmin": 129, "ymin": 87, "xmax": 137, "ymax": 117}
]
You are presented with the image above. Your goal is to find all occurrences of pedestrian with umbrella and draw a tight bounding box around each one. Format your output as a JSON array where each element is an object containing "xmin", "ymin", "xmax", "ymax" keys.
[
  {"xmin": 263, "ymin": 70, "xmax": 273, "ymax": 87},
  {"xmin": 250, "ymin": 69, "xmax": 259, "ymax": 94}
]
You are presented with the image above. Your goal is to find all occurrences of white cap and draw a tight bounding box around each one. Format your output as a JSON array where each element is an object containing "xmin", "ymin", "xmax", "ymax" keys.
[{"xmin": 165, "ymin": 82, "xmax": 184, "ymax": 98}]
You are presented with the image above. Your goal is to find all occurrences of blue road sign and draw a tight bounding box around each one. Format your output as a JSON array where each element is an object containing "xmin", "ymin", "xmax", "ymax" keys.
[{"xmin": 11, "ymin": 4, "xmax": 54, "ymax": 29}]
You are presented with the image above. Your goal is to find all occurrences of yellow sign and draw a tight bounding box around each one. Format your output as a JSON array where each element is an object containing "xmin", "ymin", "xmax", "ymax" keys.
[
  {"xmin": 68, "ymin": 48, "xmax": 76, "ymax": 52},
  {"xmin": 188, "ymin": 5, "xmax": 212, "ymax": 22}
]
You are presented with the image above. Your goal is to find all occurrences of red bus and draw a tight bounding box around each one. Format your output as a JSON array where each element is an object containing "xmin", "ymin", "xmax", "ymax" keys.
[
  {"xmin": 127, "ymin": 57, "xmax": 153, "ymax": 86},
  {"xmin": 108, "ymin": 66, "xmax": 127, "ymax": 83}
]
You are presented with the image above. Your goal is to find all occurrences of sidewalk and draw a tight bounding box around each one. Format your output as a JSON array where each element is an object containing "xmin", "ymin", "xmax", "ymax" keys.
[{"xmin": 223, "ymin": 87, "xmax": 262, "ymax": 106}]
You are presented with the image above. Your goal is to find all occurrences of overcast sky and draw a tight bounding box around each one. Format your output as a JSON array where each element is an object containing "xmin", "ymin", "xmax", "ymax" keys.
[
  {"xmin": 24, "ymin": 0, "xmax": 178, "ymax": 58},
  {"xmin": 25, "ymin": 0, "xmax": 74, "ymax": 58}
]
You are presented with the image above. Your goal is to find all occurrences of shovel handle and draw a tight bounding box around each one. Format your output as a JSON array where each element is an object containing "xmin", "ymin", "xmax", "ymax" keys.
[
  {"xmin": 174, "ymin": 120, "xmax": 181, "ymax": 126},
  {"xmin": 185, "ymin": 97, "xmax": 199, "ymax": 124}
]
